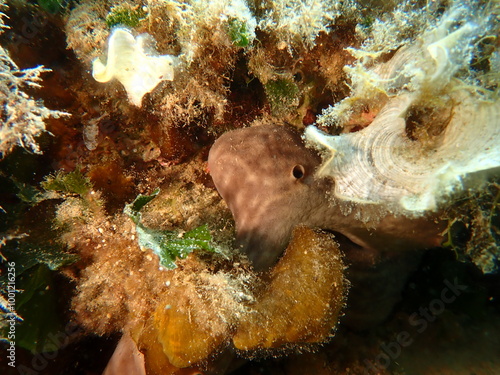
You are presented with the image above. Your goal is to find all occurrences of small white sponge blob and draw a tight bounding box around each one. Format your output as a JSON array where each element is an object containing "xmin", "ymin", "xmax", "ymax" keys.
[{"xmin": 92, "ymin": 28, "xmax": 175, "ymax": 106}]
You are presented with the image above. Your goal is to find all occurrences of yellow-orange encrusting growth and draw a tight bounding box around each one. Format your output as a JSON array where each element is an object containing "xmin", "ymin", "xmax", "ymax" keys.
[{"xmin": 233, "ymin": 226, "xmax": 347, "ymax": 351}]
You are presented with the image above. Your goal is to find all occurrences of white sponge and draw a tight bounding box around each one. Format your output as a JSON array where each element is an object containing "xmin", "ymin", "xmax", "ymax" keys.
[{"xmin": 93, "ymin": 28, "xmax": 175, "ymax": 106}]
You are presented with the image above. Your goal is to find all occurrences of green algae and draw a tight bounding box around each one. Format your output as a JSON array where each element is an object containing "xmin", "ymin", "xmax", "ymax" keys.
[
  {"xmin": 0, "ymin": 240, "xmax": 77, "ymax": 353},
  {"xmin": 264, "ymin": 78, "xmax": 300, "ymax": 116},
  {"xmin": 106, "ymin": 5, "xmax": 146, "ymax": 28},
  {"xmin": 41, "ymin": 169, "xmax": 92, "ymax": 197},
  {"xmin": 125, "ymin": 189, "xmax": 222, "ymax": 269},
  {"xmin": 228, "ymin": 18, "xmax": 251, "ymax": 47},
  {"xmin": 36, "ymin": 0, "xmax": 65, "ymax": 14}
]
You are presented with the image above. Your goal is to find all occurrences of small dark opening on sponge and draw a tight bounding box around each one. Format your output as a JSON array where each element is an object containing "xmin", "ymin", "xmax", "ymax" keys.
[{"xmin": 292, "ymin": 164, "xmax": 305, "ymax": 179}]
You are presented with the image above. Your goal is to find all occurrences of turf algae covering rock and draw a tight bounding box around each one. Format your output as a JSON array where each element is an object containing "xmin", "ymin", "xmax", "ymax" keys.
[{"xmin": 2, "ymin": 0, "xmax": 499, "ymax": 373}]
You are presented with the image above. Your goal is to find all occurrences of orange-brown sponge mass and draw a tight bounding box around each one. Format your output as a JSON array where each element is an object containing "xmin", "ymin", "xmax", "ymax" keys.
[{"xmin": 233, "ymin": 226, "xmax": 347, "ymax": 351}]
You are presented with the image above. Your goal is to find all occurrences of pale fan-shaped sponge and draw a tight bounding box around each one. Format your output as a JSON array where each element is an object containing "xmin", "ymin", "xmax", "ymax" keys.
[{"xmin": 92, "ymin": 28, "xmax": 175, "ymax": 106}]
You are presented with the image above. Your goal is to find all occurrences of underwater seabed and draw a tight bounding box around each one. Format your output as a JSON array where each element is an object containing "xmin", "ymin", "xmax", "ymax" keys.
[{"xmin": 1, "ymin": 0, "xmax": 500, "ymax": 374}]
